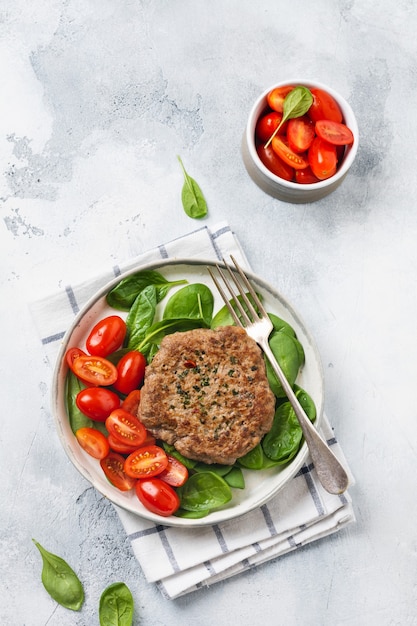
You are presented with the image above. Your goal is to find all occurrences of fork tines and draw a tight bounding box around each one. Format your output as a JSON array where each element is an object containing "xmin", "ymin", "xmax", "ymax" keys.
[{"xmin": 207, "ymin": 256, "xmax": 267, "ymax": 327}]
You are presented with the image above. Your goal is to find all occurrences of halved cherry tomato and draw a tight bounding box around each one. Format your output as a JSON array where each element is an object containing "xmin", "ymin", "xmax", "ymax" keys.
[
  {"xmin": 159, "ymin": 455, "xmax": 188, "ymax": 487},
  {"xmin": 267, "ymin": 85, "xmax": 295, "ymax": 113},
  {"xmin": 135, "ymin": 478, "xmax": 180, "ymax": 517},
  {"xmin": 124, "ymin": 445, "xmax": 168, "ymax": 478},
  {"xmin": 107, "ymin": 434, "xmax": 142, "ymax": 455},
  {"xmin": 76, "ymin": 387, "xmax": 120, "ymax": 421},
  {"xmin": 308, "ymin": 137, "xmax": 338, "ymax": 180},
  {"xmin": 255, "ymin": 111, "xmax": 286, "ymax": 143},
  {"xmin": 100, "ymin": 452, "xmax": 137, "ymax": 491},
  {"xmin": 86, "ymin": 315, "xmax": 127, "ymax": 357},
  {"xmin": 121, "ymin": 389, "xmax": 141, "ymax": 415},
  {"xmin": 106, "ymin": 408, "xmax": 147, "ymax": 448},
  {"xmin": 75, "ymin": 427, "xmax": 110, "ymax": 459},
  {"xmin": 308, "ymin": 88, "xmax": 343, "ymax": 123},
  {"xmin": 271, "ymin": 136, "xmax": 309, "ymax": 170},
  {"xmin": 113, "ymin": 350, "xmax": 146, "ymax": 395},
  {"xmin": 287, "ymin": 116, "xmax": 315, "ymax": 153},
  {"xmin": 315, "ymin": 119, "xmax": 354, "ymax": 146},
  {"xmin": 66, "ymin": 347, "xmax": 87, "ymax": 369},
  {"xmin": 71, "ymin": 355, "xmax": 118, "ymax": 386},
  {"xmin": 295, "ymin": 166, "xmax": 320, "ymax": 184},
  {"xmin": 256, "ymin": 144, "xmax": 294, "ymax": 181}
]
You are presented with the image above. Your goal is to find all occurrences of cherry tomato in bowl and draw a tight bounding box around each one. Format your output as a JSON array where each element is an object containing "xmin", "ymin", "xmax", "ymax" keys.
[{"xmin": 243, "ymin": 79, "xmax": 358, "ymax": 203}]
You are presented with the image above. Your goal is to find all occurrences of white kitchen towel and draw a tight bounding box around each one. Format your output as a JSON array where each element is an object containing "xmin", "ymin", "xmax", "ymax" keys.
[{"xmin": 31, "ymin": 221, "xmax": 355, "ymax": 600}]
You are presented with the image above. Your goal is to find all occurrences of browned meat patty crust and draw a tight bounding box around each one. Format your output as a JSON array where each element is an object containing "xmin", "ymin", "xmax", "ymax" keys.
[{"xmin": 138, "ymin": 326, "xmax": 276, "ymax": 465}]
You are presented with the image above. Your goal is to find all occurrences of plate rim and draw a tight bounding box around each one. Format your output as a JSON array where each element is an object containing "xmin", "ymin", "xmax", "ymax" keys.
[{"xmin": 51, "ymin": 257, "xmax": 325, "ymax": 527}]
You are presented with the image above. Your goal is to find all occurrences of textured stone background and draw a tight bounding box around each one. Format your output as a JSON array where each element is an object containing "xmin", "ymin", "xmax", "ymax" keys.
[{"xmin": 1, "ymin": 1, "xmax": 417, "ymax": 624}]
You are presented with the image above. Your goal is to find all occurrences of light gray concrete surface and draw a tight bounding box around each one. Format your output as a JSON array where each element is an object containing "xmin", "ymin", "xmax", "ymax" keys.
[{"xmin": 1, "ymin": 1, "xmax": 416, "ymax": 624}]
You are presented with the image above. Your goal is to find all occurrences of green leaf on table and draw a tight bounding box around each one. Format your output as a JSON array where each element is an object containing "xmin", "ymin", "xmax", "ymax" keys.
[
  {"xmin": 32, "ymin": 539, "xmax": 84, "ymax": 611},
  {"xmin": 177, "ymin": 155, "xmax": 208, "ymax": 219},
  {"xmin": 99, "ymin": 582, "xmax": 134, "ymax": 626}
]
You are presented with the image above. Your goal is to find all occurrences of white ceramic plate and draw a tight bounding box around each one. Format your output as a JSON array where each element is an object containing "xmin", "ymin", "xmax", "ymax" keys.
[{"xmin": 52, "ymin": 259, "xmax": 324, "ymax": 527}]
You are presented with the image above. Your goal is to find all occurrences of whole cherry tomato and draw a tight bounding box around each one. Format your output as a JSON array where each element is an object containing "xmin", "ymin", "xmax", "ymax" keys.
[
  {"xmin": 135, "ymin": 478, "xmax": 180, "ymax": 517},
  {"xmin": 295, "ymin": 167, "xmax": 320, "ymax": 184},
  {"xmin": 75, "ymin": 387, "xmax": 120, "ymax": 421},
  {"xmin": 86, "ymin": 315, "xmax": 127, "ymax": 357},
  {"xmin": 255, "ymin": 111, "xmax": 286, "ymax": 143},
  {"xmin": 308, "ymin": 88, "xmax": 343, "ymax": 123},
  {"xmin": 308, "ymin": 137, "xmax": 338, "ymax": 180},
  {"xmin": 113, "ymin": 350, "xmax": 146, "ymax": 395}
]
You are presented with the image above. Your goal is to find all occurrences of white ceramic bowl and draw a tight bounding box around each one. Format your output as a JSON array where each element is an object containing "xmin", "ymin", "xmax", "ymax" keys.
[
  {"xmin": 51, "ymin": 258, "xmax": 324, "ymax": 527},
  {"xmin": 242, "ymin": 79, "xmax": 359, "ymax": 203}
]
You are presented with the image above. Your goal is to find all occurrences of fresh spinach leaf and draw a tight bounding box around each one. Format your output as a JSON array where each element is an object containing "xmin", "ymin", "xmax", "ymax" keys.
[
  {"xmin": 210, "ymin": 292, "xmax": 263, "ymax": 328},
  {"xmin": 177, "ymin": 471, "xmax": 232, "ymax": 512},
  {"xmin": 32, "ymin": 539, "xmax": 84, "ymax": 611},
  {"xmin": 136, "ymin": 318, "xmax": 208, "ymax": 358},
  {"xmin": 223, "ymin": 466, "xmax": 245, "ymax": 489},
  {"xmin": 237, "ymin": 442, "xmax": 265, "ymax": 470},
  {"xmin": 269, "ymin": 313, "xmax": 296, "ymax": 337},
  {"xmin": 265, "ymin": 85, "xmax": 313, "ymax": 148},
  {"xmin": 262, "ymin": 388, "xmax": 316, "ymax": 464},
  {"xmin": 125, "ymin": 284, "xmax": 157, "ymax": 350},
  {"xmin": 174, "ymin": 508, "xmax": 210, "ymax": 519},
  {"xmin": 163, "ymin": 283, "xmax": 214, "ymax": 326},
  {"xmin": 177, "ymin": 155, "xmax": 208, "ymax": 219},
  {"xmin": 265, "ymin": 330, "xmax": 302, "ymax": 398},
  {"xmin": 161, "ymin": 443, "xmax": 197, "ymax": 469},
  {"xmin": 106, "ymin": 270, "xmax": 187, "ymax": 311},
  {"xmin": 99, "ymin": 582, "xmax": 134, "ymax": 626}
]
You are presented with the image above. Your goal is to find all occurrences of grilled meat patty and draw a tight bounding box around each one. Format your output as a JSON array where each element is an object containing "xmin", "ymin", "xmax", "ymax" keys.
[{"xmin": 138, "ymin": 326, "xmax": 276, "ymax": 465}]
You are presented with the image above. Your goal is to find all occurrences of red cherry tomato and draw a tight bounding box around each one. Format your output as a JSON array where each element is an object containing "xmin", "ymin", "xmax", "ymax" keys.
[
  {"xmin": 255, "ymin": 111, "xmax": 286, "ymax": 143},
  {"xmin": 287, "ymin": 116, "xmax": 315, "ymax": 153},
  {"xmin": 106, "ymin": 408, "xmax": 147, "ymax": 448},
  {"xmin": 135, "ymin": 478, "xmax": 180, "ymax": 517},
  {"xmin": 121, "ymin": 389, "xmax": 141, "ymax": 415},
  {"xmin": 159, "ymin": 455, "xmax": 189, "ymax": 487},
  {"xmin": 75, "ymin": 427, "xmax": 110, "ymax": 459},
  {"xmin": 295, "ymin": 166, "xmax": 320, "ymax": 184},
  {"xmin": 113, "ymin": 351, "xmax": 146, "ymax": 395},
  {"xmin": 271, "ymin": 136, "xmax": 309, "ymax": 170},
  {"xmin": 256, "ymin": 144, "xmax": 294, "ymax": 181},
  {"xmin": 107, "ymin": 434, "xmax": 140, "ymax": 455},
  {"xmin": 76, "ymin": 387, "xmax": 120, "ymax": 421},
  {"xmin": 315, "ymin": 119, "xmax": 354, "ymax": 146},
  {"xmin": 66, "ymin": 347, "xmax": 87, "ymax": 369},
  {"xmin": 267, "ymin": 85, "xmax": 295, "ymax": 113},
  {"xmin": 71, "ymin": 355, "xmax": 118, "ymax": 386},
  {"xmin": 86, "ymin": 315, "xmax": 127, "ymax": 357},
  {"xmin": 308, "ymin": 137, "xmax": 338, "ymax": 180},
  {"xmin": 124, "ymin": 445, "xmax": 168, "ymax": 479},
  {"xmin": 100, "ymin": 452, "xmax": 137, "ymax": 491},
  {"xmin": 308, "ymin": 88, "xmax": 343, "ymax": 123}
]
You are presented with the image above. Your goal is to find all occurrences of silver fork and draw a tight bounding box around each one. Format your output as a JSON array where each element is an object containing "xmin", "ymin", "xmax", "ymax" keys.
[{"xmin": 208, "ymin": 255, "xmax": 349, "ymax": 495}]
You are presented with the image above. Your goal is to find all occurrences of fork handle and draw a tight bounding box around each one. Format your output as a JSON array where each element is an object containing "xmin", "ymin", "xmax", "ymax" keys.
[{"xmin": 260, "ymin": 339, "xmax": 349, "ymax": 495}]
